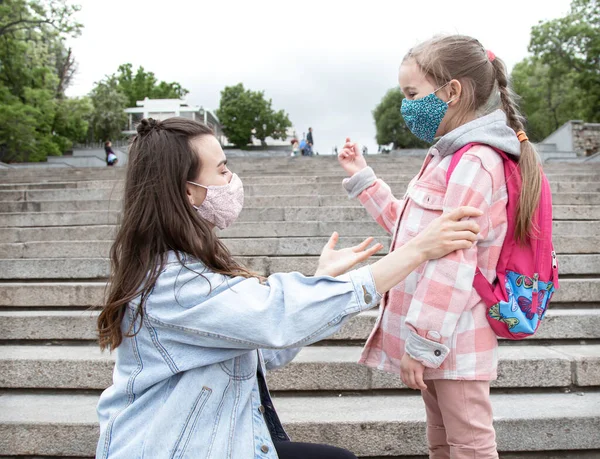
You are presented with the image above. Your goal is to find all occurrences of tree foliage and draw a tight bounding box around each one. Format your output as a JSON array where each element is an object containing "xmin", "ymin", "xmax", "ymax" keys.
[
  {"xmin": 0, "ymin": 0, "xmax": 87, "ymax": 162},
  {"xmin": 216, "ymin": 83, "xmax": 292, "ymax": 148},
  {"xmin": 372, "ymin": 88, "xmax": 429, "ymax": 149},
  {"xmin": 514, "ymin": 0, "xmax": 600, "ymax": 139},
  {"xmin": 115, "ymin": 63, "xmax": 189, "ymax": 108},
  {"xmin": 511, "ymin": 58, "xmax": 586, "ymax": 142},
  {"xmin": 88, "ymin": 77, "xmax": 127, "ymax": 144}
]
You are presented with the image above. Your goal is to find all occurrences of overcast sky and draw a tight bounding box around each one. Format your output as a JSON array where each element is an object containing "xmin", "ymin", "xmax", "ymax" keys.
[{"xmin": 66, "ymin": 0, "xmax": 572, "ymax": 154}]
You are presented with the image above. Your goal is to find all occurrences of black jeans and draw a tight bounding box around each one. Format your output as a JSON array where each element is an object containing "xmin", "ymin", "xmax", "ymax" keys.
[{"xmin": 274, "ymin": 441, "xmax": 357, "ymax": 459}]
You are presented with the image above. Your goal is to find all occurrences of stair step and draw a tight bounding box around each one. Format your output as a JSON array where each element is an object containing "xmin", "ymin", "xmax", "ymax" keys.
[
  {"xmin": 0, "ymin": 192, "xmax": 599, "ymax": 213},
  {"xmin": 1, "ymin": 252, "xmax": 599, "ymax": 291},
  {"xmin": 1, "ymin": 172, "xmax": 598, "ymax": 189},
  {"xmin": 1, "ymin": 344, "xmax": 597, "ymax": 391},
  {"xmin": 0, "ymin": 391, "xmax": 598, "ymax": 456},
  {"xmin": 1, "ymin": 308, "xmax": 599, "ymax": 342},
  {"xmin": 1, "ymin": 205, "xmax": 599, "ymax": 227},
  {"xmin": 1, "ymin": 220, "xmax": 595, "ymax": 243},
  {"xmin": 1, "ymin": 239, "xmax": 599, "ymax": 272},
  {"xmin": 1, "ymin": 181, "xmax": 599, "ymax": 202}
]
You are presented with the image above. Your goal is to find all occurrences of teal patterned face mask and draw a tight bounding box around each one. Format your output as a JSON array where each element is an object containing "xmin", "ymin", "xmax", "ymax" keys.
[{"xmin": 401, "ymin": 83, "xmax": 455, "ymax": 143}]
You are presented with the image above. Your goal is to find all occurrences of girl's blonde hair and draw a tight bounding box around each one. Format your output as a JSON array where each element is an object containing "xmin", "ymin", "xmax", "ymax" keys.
[{"xmin": 404, "ymin": 35, "xmax": 542, "ymax": 244}]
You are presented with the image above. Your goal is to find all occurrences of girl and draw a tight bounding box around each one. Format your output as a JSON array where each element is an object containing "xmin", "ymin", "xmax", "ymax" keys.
[
  {"xmin": 339, "ymin": 35, "xmax": 542, "ymax": 458},
  {"xmin": 95, "ymin": 117, "xmax": 481, "ymax": 459}
]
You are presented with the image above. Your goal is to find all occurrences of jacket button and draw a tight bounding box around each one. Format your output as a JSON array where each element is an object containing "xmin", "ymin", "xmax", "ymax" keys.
[
  {"xmin": 362, "ymin": 286, "xmax": 372, "ymax": 304},
  {"xmin": 261, "ymin": 445, "xmax": 269, "ymax": 453},
  {"xmin": 258, "ymin": 405, "xmax": 265, "ymax": 414},
  {"xmin": 434, "ymin": 350, "xmax": 442, "ymax": 357}
]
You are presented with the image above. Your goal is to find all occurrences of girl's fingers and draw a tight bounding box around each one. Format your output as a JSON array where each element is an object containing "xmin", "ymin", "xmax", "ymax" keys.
[
  {"xmin": 415, "ymin": 370, "xmax": 428, "ymax": 391},
  {"xmin": 405, "ymin": 370, "xmax": 417, "ymax": 390},
  {"xmin": 400, "ymin": 372, "xmax": 407, "ymax": 387},
  {"xmin": 352, "ymin": 237, "xmax": 374, "ymax": 253}
]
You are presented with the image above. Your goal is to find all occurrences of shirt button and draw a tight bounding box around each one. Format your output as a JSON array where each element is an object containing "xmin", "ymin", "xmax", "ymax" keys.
[
  {"xmin": 261, "ymin": 445, "xmax": 269, "ymax": 453},
  {"xmin": 434, "ymin": 350, "xmax": 442, "ymax": 357},
  {"xmin": 258, "ymin": 405, "xmax": 265, "ymax": 414}
]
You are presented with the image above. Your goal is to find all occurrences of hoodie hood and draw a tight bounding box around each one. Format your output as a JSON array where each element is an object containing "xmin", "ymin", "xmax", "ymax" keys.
[{"xmin": 433, "ymin": 109, "xmax": 521, "ymax": 158}]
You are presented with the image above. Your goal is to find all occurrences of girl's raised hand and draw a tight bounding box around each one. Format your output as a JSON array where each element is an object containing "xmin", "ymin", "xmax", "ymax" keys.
[
  {"xmin": 338, "ymin": 137, "xmax": 368, "ymax": 176},
  {"xmin": 315, "ymin": 232, "xmax": 384, "ymax": 278}
]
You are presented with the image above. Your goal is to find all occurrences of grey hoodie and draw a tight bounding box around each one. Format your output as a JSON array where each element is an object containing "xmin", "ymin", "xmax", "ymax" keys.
[{"xmin": 344, "ymin": 109, "xmax": 521, "ymax": 198}]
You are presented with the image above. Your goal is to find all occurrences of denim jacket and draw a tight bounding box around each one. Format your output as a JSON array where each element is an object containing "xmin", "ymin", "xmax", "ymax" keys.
[{"xmin": 96, "ymin": 252, "xmax": 381, "ymax": 459}]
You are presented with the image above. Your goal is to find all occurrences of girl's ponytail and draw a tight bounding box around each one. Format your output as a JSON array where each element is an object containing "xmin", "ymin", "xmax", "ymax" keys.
[{"xmin": 492, "ymin": 57, "xmax": 542, "ymax": 244}]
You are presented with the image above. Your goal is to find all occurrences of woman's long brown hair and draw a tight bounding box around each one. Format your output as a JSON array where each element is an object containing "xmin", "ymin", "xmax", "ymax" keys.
[
  {"xmin": 405, "ymin": 35, "xmax": 542, "ymax": 244},
  {"xmin": 98, "ymin": 118, "xmax": 254, "ymax": 351}
]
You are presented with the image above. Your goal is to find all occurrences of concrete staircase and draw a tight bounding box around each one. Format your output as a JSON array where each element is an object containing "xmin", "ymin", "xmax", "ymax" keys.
[{"xmin": 1, "ymin": 156, "xmax": 599, "ymax": 458}]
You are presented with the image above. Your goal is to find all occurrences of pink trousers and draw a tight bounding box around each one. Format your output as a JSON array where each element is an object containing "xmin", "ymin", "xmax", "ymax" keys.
[{"xmin": 421, "ymin": 380, "xmax": 498, "ymax": 459}]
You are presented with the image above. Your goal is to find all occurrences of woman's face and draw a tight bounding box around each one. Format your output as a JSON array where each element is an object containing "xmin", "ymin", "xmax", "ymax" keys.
[{"xmin": 186, "ymin": 135, "xmax": 232, "ymax": 208}]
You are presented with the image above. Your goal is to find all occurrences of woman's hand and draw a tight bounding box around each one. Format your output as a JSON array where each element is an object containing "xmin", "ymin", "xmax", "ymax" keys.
[
  {"xmin": 409, "ymin": 207, "xmax": 483, "ymax": 262},
  {"xmin": 315, "ymin": 232, "xmax": 384, "ymax": 278},
  {"xmin": 338, "ymin": 137, "xmax": 368, "ymax": 176},
  {"xmin": 400, "ymin": 354, "xmax": 427, "ymax": 390}
]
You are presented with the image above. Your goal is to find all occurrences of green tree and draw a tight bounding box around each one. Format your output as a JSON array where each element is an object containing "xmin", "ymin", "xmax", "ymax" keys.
[
  {"xmin": 0, "ymin": 0, "xmax": 81, "ymax": 38},
  {"xmin": 216, "ymin": 83, "xmax": 292, "ymax": 148},
  {"xmin": 373, "ymin": 88, "xmax": 429, "ymax": 149},
  {"xmin": 89, "ymin": 77, "xmax": 128, "ymax": 142},
  {"xmin": 115, "ymin": 63, "xmax": 189, "ymax": 107},
  {"xmin": 528, "ymin": 0, "xmax": 600, "ymax": 122},
  {"xmin": 53, "ymin": 96, "xmax": 93, "ymax": 149},
  {"xmin": 511, "ymin": 58, "xmax": 585, "ymax": 142},
  {"xmin": 0, "ymin": 0, "xmax": 85, "ymax": 162}
]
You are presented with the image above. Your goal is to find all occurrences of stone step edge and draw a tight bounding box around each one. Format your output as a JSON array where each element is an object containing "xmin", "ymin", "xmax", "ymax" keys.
[
  {"xmin": 0, "ymin": 391, "xmax": 598, "ymax": 456},
  {"xmin": 0, "ymin": 278, "xmax": 597, "ymax": 304},
  {"xmin": 1, "ymin": 308, "xmax": 599, "ymax": 342},
  {"xmin": 0, "ymin": 344, "xmax": 598, "ymax": 390}
]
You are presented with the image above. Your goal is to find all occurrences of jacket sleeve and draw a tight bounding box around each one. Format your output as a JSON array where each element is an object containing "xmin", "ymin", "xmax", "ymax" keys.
[
  {"xmin": 342, "ymin": 167, "xmax": 405, "ymax": 235},
  {"xmin": 145, "ymin": 265, "xmax": 380, "ymax": 350},
  {"xmin": 261, "ymin": 348, "xmax": 303, "ymax": 370},
  {"xmin": 404, "ymin": 154, "xmax": 493, "ymax": 368}
]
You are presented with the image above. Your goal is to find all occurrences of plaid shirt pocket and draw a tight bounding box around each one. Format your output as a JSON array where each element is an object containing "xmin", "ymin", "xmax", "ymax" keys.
[{"xmin": 404, "ymin": 181, "xmax": 446, "ymax": 237}]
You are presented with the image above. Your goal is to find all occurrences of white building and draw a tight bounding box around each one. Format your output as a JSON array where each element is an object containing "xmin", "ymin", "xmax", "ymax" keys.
[{"xmin": 123, "ymin": 98, "xmax": 225, "ymax": 144}]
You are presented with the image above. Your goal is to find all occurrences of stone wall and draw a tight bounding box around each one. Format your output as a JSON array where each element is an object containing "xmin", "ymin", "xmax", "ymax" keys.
[{"xmin": 572, "ymin": 121, "xmax": 600, "ymax": 156}]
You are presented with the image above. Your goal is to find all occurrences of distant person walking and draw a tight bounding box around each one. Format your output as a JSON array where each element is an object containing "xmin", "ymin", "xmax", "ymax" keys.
[
  {"xmin": 299, "ymin": 135, "xmax": 308, "ymax": 156},
  {"xmin": 105, "ymin": 141, "xmax": 118, "ymax": 166},
  {"xmin": 306, "ymin": 127, "xmax": 314, "ymax": 156}
]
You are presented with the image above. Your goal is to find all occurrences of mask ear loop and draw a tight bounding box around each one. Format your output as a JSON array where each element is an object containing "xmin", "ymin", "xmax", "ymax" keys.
[
  {"xmin": 433, "ymin": 81, "xmax": 458, "ymax": 105},
  {"xmin": 187, "ymin": 181, "xmax": 209, "ymax": 210},
  {"xmin": 187, "ymin": 181, "xmax": 208, "ymax": 190}
]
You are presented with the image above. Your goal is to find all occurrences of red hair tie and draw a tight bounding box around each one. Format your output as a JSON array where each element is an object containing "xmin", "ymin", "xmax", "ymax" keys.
[{"xmin": 486, "ymin": 50, "xmax": 496, "ymax": 62}]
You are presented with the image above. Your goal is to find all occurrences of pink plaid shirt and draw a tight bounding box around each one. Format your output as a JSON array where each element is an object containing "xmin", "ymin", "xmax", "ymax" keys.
[{"xmin": 357, "ymin": 144, "xmax": 508, "ymax": 380}]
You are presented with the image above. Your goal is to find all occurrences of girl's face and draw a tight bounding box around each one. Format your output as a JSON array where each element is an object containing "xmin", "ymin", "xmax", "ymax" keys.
[
  {"xmin": 186, "ymin": 135, "xmax": 232, "ymax": 208},
  {"xmin": 399, "ymin": 59, "xmax": 462, "ymax": 138}
]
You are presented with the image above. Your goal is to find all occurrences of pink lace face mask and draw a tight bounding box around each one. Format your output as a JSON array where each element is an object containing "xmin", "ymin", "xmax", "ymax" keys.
[{"xmin": 187, "ymin": 173, "xmax": 244, "ymax": 230}]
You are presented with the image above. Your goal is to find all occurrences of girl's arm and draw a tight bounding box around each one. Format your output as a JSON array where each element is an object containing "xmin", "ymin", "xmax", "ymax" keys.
[
  {"xmin": 338, "ymin": 139, "xmax": 405, "ymax": 235},
  {"xmin": 404, "ymin": 153, "xmax": 495, "ymax": 368}
]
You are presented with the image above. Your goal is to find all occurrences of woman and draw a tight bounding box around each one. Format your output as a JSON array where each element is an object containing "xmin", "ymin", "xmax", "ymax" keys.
[{"xmin": 96, "ymin": 117, "xmax": 482, "ymax": 459}]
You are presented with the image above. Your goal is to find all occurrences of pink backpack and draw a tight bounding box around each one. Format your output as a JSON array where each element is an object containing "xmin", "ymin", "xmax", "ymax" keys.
[{"xmin": 446, "ymin": 143, "xmax": 559, "ymax": 340}]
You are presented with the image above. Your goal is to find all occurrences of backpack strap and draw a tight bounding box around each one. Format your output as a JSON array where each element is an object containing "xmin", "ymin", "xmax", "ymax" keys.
[
  {"xmin": 445, "ymin": 143, "xmax": 478, "ymax": 185},
  {"xmin": 445, "ymin": 142, "xmax": 507, "ymax": 304}
]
